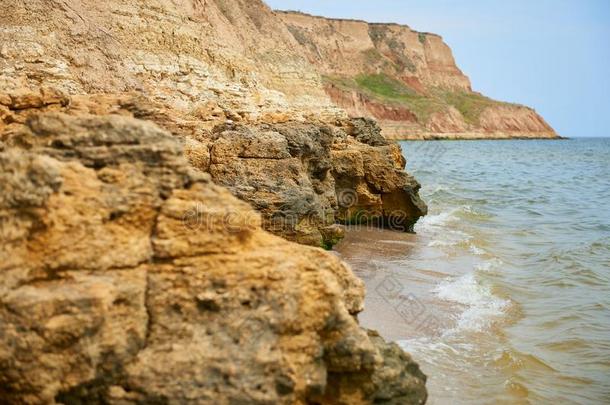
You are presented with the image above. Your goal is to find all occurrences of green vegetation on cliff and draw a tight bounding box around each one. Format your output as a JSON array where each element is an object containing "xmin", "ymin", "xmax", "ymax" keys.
[
  {"xmin": 355, "ymin": 73, "xmax": 417, "ymax": 99},
  {"xmin": 434, "ymin": 90, "xmax": 510, "ymax": 125},
  {"xmin": 324, "ymin": 74, "xmax": 443, "ymax": 122},
  {"xmin": 323, "ymin": 73, "xmax": 515, "ymax": 125}
]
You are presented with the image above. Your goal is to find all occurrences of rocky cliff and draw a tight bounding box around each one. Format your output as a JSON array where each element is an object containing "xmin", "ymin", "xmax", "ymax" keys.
[
  {"xmin": 0, "ymin": 0, "xmax": 344, "ymax": 127},
  {"xmin": 0, "ymin": 90, "xmax": 426, "ymax": 248},
  {"xmin": 278, "ymin": 11, "xmax": 558, "ymax": 140},
  {"xmin": 0, "ymin": 0, "xmax": 426, "ymax": 247},
  {"xmin": 0, "ymin": 112, "xmax": 427, "ymax": 404},
  {"xmin": 0, "ymin": 0, "xmax": 429, "ymax": 403}
]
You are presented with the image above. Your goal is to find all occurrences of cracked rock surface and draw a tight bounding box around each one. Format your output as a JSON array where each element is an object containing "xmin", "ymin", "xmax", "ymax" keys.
[
  {"xmin": 0, "ymin": 113, "xmax": 427, "ymax": 404},
  {"xmin": 1, "ymin": 92, "xmax": 427, "ymax": 248},
  {"xmin": 202, "ymin": 118, "xmax": 427, "ymax": 247}
]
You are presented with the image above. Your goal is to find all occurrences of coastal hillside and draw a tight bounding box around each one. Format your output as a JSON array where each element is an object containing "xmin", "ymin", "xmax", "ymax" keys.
[
  {"xmin": 0, "ymin": 0, "xmax": 428, "ymax": 403},
  {"xmin": 0, "ymin": 0, "xmax": 344, "ymax": 127},
  {"xmin": 0, "ymin": 0, "xmax": 561, "ymax": 402},
  {"xmin": 0, "ymin": 0, "xmax": 426, "ymax": 247},
  {"xmin": 277, "ymin": 11, "xmax": 558, "ymax": 140}
]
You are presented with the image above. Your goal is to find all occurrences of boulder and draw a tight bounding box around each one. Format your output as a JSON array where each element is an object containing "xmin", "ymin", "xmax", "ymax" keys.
[{"xmin": 204, "ymin": 119, "xmax": 427, "ymax": 247}]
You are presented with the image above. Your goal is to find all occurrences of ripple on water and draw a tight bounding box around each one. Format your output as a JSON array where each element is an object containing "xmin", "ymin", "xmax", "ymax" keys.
[{"xmin": 364, "ymin": 139, "xmax": 610, "ymax": 403}]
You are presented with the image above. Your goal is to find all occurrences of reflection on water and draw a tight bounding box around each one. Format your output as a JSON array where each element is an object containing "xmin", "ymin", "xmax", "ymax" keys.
[{"xmin": 335, "ymin": 138, "xmax": 610, "ymax": 404}]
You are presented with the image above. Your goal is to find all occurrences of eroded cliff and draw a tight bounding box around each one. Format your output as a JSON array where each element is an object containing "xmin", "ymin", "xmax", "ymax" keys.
[
  {"xmin": 0, "ymin": 0, "xmax": 426, "ymax": 247},
  {"xmin": 0, "ymin": 0, "xmax": 343, "ymax": 127},
  {"xmin": 0, "ymin": 0, "xmax": 429, "ymax": 403},
  {"xmin": 0, "ymin": 113, "xmax": 427, "ymax": 404},
  {"xmin": 278, "ymin": 11, "xmax": 558, "ymax": 140}
]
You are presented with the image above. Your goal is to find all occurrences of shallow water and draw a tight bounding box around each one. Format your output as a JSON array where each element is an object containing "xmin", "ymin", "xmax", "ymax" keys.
[{"xmin": 335, "ymin": 138, "xmax": 610, "ymax": 404}]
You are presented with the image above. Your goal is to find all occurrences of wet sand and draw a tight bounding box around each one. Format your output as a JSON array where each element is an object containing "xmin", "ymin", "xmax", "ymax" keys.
[
  {"xmin": 334, "ymin": 227, "xmax": 458, "ymax": 342},
  {"xmin": 334, "ymin": 226, "xmax": 521, "ymax": 404}
]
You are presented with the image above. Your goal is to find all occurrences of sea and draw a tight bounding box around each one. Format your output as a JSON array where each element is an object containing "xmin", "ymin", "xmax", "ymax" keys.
[{"xmin": 335, "ymin": 138, "xmax": 610, "ymax": 404}]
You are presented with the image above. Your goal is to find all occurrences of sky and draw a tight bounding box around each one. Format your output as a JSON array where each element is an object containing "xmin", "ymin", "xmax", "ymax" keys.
[{"xmin": 266, "ymin": 0, "xmax": 610, "ymax": 137}]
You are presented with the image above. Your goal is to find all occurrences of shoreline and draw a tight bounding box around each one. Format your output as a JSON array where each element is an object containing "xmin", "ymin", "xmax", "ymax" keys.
[
  {"xmin": 394, "ymin": 136, "xmax": 569, "ymax": 141},
  {"xmin": 3, "ymin": 1, "xmax": 598, "ymax": 403},
  {"xmin": 383, "ymin": 132, "xmax": 564, "ymax": 141},
  {"xmin": 356, "ymin": 137, "xmax": 610, "ymax": 403}
]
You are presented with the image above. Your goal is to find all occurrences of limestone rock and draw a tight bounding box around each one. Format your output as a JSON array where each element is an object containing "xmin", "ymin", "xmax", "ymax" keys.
[
  {"xmin": 0, "ymin": 113, "xmax": 427, "ymax": 404},
  {"xmin": 203, "ymin": 119, "xmax": 427, "ymax": 247},
  {"xmin": 0, "ymin": 89, "xmax": 427, "ymax": 247}
]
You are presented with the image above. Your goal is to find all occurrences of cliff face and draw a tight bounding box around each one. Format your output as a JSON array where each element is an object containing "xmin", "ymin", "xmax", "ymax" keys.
[
  {"xmin": 0, "ymin": 112, "xmax": 427, "ymax": 404},
  {"xmin": 0, "ymin": 91, "xmax": 426, "ymax": 248},
  {"xmin": 0, "ymin": 0, "xmax": 343, "ymax": 127},
  {"xmin": 0, "ymin": 0, "xmax": 429, "ymax": 403},
  {"xmin": 0, "ymin": 0, "xmax": 426, "ymax": 247},
  {"xmin": 278, "ymin": 11, "xmax": 558, "ymax": 140}
]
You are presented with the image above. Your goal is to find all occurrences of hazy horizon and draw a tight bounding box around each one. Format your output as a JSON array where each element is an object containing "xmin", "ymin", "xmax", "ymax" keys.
[{"xmin": 267, "ymin": 0, "xmax": 610, "ymax": 138}]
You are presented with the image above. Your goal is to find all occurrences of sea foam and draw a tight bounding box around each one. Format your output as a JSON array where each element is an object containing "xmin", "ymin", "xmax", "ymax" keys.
[
  {"xmin": 415, "ymin": 209, "xmax": 458, "ymax": 231},
  {"xmin": 433, "ymin": 272, "xmax": 509, "ymax": 333}
]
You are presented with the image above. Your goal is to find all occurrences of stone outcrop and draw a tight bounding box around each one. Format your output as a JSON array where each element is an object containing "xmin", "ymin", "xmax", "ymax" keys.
[
  {"xmin": 277, "ymin": 11, "xmax": 558, "ymax": 140},
  {"xmin": 0, "ymin": 112, "xmax": 427, "ymax": 404},
  {"xmin": 0, "ymin": 89, "xmax": 426, "ymax": 248},
  {"xmin": 0, "ymin": 1, "xmax": 444, "ymax": 403},
  {"xmin": 199, "ymin": 118, "xmax": 426, "ymax": 247}
]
